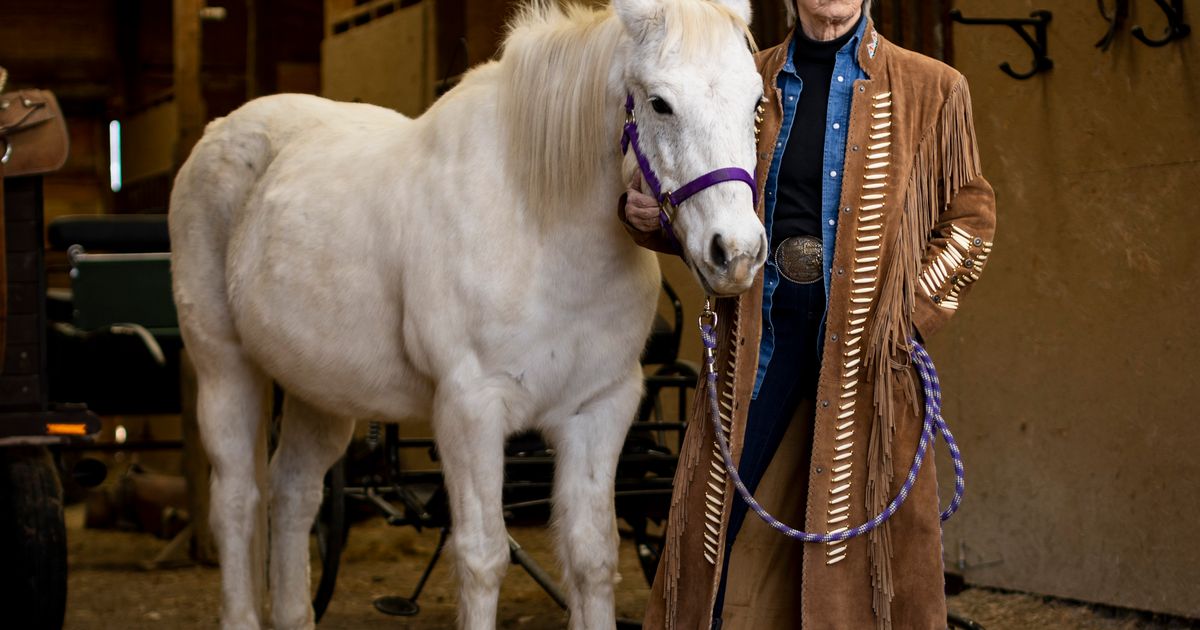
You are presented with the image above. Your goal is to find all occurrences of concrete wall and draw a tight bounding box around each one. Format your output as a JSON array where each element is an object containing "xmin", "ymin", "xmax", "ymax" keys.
[{"xmin": 934, "ymin": 0, "xmax": 1200, "ymax": 617}]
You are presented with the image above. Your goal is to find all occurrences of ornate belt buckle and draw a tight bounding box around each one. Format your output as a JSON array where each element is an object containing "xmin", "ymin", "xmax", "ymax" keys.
[{"xmin": 775, "ymin": 235, "xmax": 823, "ymax": 284}]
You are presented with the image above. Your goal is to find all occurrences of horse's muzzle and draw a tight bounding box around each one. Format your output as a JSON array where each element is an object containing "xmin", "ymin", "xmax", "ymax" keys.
[{"xmin": 700, "ymin": 252, "xmax": 763, "ymax": 297}]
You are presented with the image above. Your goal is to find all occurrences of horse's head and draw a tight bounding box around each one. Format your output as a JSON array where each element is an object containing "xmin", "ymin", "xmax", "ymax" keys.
[{"xmin": 615, "ymin": 0, "xmax": 768, "ymax": 297}]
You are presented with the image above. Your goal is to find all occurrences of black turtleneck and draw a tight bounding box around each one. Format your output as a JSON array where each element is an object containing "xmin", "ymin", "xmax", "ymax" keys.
[{"xmin": 771, "ymin": 26, "xmax": 855, "ymax": 250}]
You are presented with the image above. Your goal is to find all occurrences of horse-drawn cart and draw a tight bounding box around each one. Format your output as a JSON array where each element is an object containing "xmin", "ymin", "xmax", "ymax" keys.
[{"xmin": 1, "ymin": 173, "xmax": 102, "ymax": 630}]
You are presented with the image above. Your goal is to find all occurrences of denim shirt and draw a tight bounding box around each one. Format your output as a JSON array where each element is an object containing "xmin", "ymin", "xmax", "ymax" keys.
[{"xmin": 753, "ymin": 17, "xmax": 868, "ymax": 398}]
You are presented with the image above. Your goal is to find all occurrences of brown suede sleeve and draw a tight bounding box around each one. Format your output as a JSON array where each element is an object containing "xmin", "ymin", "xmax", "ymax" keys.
[
  {"xmin": 912, "ymin": 173, "xmax": 996, "ymax": 340},
  {"xmin": 616, "ymin": 192, "xmax": 682, "ymax": 256}
]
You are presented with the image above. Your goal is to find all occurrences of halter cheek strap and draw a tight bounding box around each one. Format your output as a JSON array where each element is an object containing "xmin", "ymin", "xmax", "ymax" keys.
[{"xmin": 620, "ymin": 94, "xmax": 758, "ymax": 246}]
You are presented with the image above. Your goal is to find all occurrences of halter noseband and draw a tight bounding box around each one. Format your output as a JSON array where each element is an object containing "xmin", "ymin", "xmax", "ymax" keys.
[{"xmin": 620, "ymin": 94, "xmax": 757, "ymax": 247}]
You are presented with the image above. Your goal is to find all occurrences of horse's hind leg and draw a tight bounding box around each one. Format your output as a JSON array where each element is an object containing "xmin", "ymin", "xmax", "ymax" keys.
[
  {"xmin": 268, "ymin": 395, "xmax": 355, "ymax": 630},
  {"xmin": 192, "ymin": 347, "xmax": 271, "ymax": 630},
  {"xmin": 433, "ymin": 376, "xmax": 514, "ymax": 629},
  {"xmin": 548, "ymin": 371, "xmax": 643, "ymax": 630}
]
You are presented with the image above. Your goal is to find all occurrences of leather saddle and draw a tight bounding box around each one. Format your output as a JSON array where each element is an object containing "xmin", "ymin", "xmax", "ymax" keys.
[{"xmin": 0, "ymin": 66, "xmax": 70, "ymax": 372}]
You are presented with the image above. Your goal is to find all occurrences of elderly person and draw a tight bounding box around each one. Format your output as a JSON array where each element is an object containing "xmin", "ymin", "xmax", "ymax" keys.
[{"xmin": 622, "ymin": 0, "xmax": 996, "ymax": 628}]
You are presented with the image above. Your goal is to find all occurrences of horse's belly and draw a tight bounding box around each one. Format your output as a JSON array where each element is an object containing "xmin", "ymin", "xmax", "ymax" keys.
[
  {"xmin": 227, "ymin": 228, "xmax": 431, "ymax": 421},
  {"xmin": 244, "ymin": 307, "xmax": 430, "ymax": 421}
]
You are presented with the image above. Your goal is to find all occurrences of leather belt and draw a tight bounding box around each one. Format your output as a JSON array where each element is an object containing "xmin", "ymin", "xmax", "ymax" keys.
[{"xmin": 774, "ymin": 235, "xmax": 823, "ymax": 284}]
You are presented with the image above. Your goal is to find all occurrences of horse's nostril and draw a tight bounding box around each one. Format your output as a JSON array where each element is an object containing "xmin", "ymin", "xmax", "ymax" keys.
[{"xmin": 710, "ymin": 233, "xmax": 728, "ymax": 268}]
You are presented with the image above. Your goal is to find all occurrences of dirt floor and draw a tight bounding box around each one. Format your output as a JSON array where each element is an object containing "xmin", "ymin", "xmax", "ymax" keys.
[{"xmin": 64, "ymin": 505, "xmax": 1196, "ymax": 629}]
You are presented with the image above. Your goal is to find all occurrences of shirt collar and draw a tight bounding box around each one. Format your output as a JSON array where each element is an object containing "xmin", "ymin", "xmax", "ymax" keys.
[{"xmin": 782, "ymin": 13, "xmax": 869, "ymax": 76}]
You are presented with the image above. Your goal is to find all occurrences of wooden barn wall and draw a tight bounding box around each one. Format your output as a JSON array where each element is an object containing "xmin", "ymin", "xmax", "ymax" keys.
[
  {"xmin": 1, "ymin": 0, "xmax": 323, "ymax": 216},
  {"xmin": 322, "ymin": 0, "xmax": 437, "ymax": 116},
  {"xmin": 0, "ymin": 1, "xmax": 116, "ymax": 222},
  {"xmin": 122, "ymin": 102, "xmax": 178, "ymax": 185},
  {"xmin": 934, "ymin": 0, "xmax": 1200, "ymax": 617}
]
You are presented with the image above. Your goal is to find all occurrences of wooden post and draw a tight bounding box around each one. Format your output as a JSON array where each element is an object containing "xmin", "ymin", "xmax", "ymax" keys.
[
  {"xmin": 176, "ymin": 0, "xmax": 212, "ymax": 565},
  {"xmin": 173, "ymin": 0, "xmax": 206, "ymax": 169},
  {"xmin": 748, "ymin": 0, "xmax": 790, "ymax": 50},
  {"xmin": 874, "ymin": 0, "xmax": 948, "ymax": 60},
  {"xmin": 245, "ymin": 0, "xmax": 258, "ymax": 100}
]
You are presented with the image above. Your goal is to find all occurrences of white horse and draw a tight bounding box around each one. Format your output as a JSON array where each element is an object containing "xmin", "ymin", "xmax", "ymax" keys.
[{"xmin": 169, "ymin": 0, "xmax": 766, "ymax": 628}]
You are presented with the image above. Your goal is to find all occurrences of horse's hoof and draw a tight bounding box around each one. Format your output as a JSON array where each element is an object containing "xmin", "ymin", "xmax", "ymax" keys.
[{"xmin": 220, "ymin": 614, "xmax": 261, "ymax": 630}]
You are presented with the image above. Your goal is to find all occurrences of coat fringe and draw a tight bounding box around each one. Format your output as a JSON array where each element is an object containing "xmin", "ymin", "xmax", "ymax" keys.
[
  {"xmin": 864, "ymin": 76, "xmax": 981, "ymax": 630},
  {"xmin": 663, "ymin": 374, "xmax": 705, "ymax": 630},
  {"xmin": 661, "ymin": 297, "xmax": 740, "ymax": 630}
]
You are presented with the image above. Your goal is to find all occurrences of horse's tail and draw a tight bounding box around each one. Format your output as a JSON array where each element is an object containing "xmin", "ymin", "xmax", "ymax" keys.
[
  {"xmin": 168, "ymin": 96, "xmax": 288, "ymax": 314},
  {"xmin": 169, "ymin": 94, "xmax": 334, "ymax": 268},
  {"xmin": 168, "ymin": 103, "xmax": 276, "ymax": 353},
  {"xmin": 170, "ymin": 111, "xmax": 274, "ymax": 235}
]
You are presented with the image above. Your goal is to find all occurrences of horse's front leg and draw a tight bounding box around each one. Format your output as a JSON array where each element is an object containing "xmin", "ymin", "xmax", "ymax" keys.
[
  {"xmin": 549, "ymin": 369, "xmax": 643, "ymax": 630},
  {"xmin": 434, "ymin": 375, "xmax": 515, "ymax": 630},
  {"xmin": 268, "ymin": 395, "xmax": 355, "ymax": 630}
]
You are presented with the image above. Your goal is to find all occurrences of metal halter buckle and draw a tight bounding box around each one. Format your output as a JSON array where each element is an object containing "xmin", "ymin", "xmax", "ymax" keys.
[
  {"xmin": 658, "ymin": 192, "xmax": 678, "ymax": 225},
  {"xmin": 698, "ymin": 298, "xmax": 718, "ymax": 362}
]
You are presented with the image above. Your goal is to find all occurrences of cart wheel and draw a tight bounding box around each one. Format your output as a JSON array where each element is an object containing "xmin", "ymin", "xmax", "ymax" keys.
[
  {"xmin": 636, "ymin": 537, "xmax": 662, "ymax": 586},
  {"xmin": 311, "ymin": 456, "xmax": 347, "ymax": 622},
  {"xmin": 948, "ymin": 611, "xmax": 986, "ymax": 630},
  {"xmin": 0, "ymin": 446, "xmax": 68, "ymax": 630},
  {"xmin": 627, "ymin": 518, "xmax": 663, "ymax": 586}
]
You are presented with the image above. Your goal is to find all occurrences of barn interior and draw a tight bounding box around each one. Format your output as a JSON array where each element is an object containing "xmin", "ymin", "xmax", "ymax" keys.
[{"xmin": 1, "ymin": 0, "xmax": 1197, "ymax": 628}]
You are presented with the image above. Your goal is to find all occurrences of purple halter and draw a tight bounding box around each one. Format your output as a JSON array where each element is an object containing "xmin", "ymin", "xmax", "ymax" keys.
[{"xmin": 620, "ymin": 94, "xmax": 757, "ymax": 246}]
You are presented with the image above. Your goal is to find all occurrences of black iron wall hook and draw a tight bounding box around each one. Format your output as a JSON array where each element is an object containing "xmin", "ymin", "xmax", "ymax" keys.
[
  {"xmin": 950, "ymin": 9, "xmax": 1054, "ymax": 80},
  {"xmin": 1095, "ymin": 0, "xmax": 1131, "ymax": 50},
  {"xmin": 1131, "ymin": 0, "xmax": 1191, "ymax": 46}
]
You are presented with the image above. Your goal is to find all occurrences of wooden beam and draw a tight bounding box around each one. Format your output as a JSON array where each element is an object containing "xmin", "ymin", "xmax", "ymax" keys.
[
  {"xmin": 245, "ymin": 0, "xmax": 258, "ymax": 100},
  {"xmin": 749, "ymin": 0, "xmax": 790, "ymax": 49},
  {"xmin": 874, "ymin": 0, "xmax": 947, "ymax": 60},
  {"xmin": 173, "ymin": 0, "xmax": 205, "ymax": 169}
]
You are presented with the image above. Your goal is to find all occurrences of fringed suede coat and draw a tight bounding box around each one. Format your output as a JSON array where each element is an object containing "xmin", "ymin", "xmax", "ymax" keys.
[{"xmin": 642, "ymin": 24, "xmax": 996, "ymax": 630}]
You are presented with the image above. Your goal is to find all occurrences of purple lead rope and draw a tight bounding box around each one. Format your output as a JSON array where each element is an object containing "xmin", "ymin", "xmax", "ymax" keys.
[{"xmin": 699, "ymin": 304, "xmax": 964, "ymax": 543}]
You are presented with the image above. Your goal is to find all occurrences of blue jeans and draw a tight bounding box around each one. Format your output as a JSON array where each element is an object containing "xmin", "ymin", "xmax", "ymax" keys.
[{"xmin": 712, "ymin": 276, "xmax": 825, "ymax": 625}]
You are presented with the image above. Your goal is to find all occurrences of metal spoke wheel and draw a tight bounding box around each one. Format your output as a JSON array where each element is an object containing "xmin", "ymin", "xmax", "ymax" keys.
[
  {"xmin": 633, "ymin": 527, "xmax": 664, "ymax": 586},
  {"xmin": 311, "ymin": 456, "xmax": 347, "ymax": 623},
  {"xmin": 269, "ymin": 386, "xmax": 348, "ymax": 624}
]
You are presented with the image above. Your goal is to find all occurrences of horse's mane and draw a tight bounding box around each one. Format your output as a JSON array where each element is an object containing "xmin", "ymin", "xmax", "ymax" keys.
[{"xmin": 498, "ymin": 0, "xmax": 753, "ymax": 220}]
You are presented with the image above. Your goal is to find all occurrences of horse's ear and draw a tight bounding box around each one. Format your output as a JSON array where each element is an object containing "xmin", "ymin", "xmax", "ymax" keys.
[
  {"xmin": 612, "ymin": 0, "xmax": 662, "ymax": 40},
  {"xmin": 712, "ymin": 0, "xmax": 752, "ymax": 24}
]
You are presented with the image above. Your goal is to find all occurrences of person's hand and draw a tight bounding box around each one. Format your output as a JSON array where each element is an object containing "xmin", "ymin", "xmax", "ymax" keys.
[
  {"xmin": 620, "ymin": 176, "xmax": 661, "ymax": 233},
  {"xmin": 616, "ymin": 175, "xmax": 682, "ymax": 255}
]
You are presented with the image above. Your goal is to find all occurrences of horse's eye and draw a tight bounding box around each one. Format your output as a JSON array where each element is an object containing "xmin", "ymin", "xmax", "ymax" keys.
[{"xmin": 649, "ymin": 96, "xmax": 673, "ymax": 115}]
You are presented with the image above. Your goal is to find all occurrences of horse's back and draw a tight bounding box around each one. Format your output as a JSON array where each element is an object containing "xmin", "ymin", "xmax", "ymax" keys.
[
  {"xmin": 209, "ymin": 93, "xmax": 406, "ymax": 142},
  {"xmin": 168, "ymin": 94, "xmax": 410, "ymax": 371},
  {"xmin": 173, "ymin": 93, "xmax": 406, "ymax": 226},
  {"xmin": 169, "ymin": 93, "xmax": 437, "ymax": 419}
]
